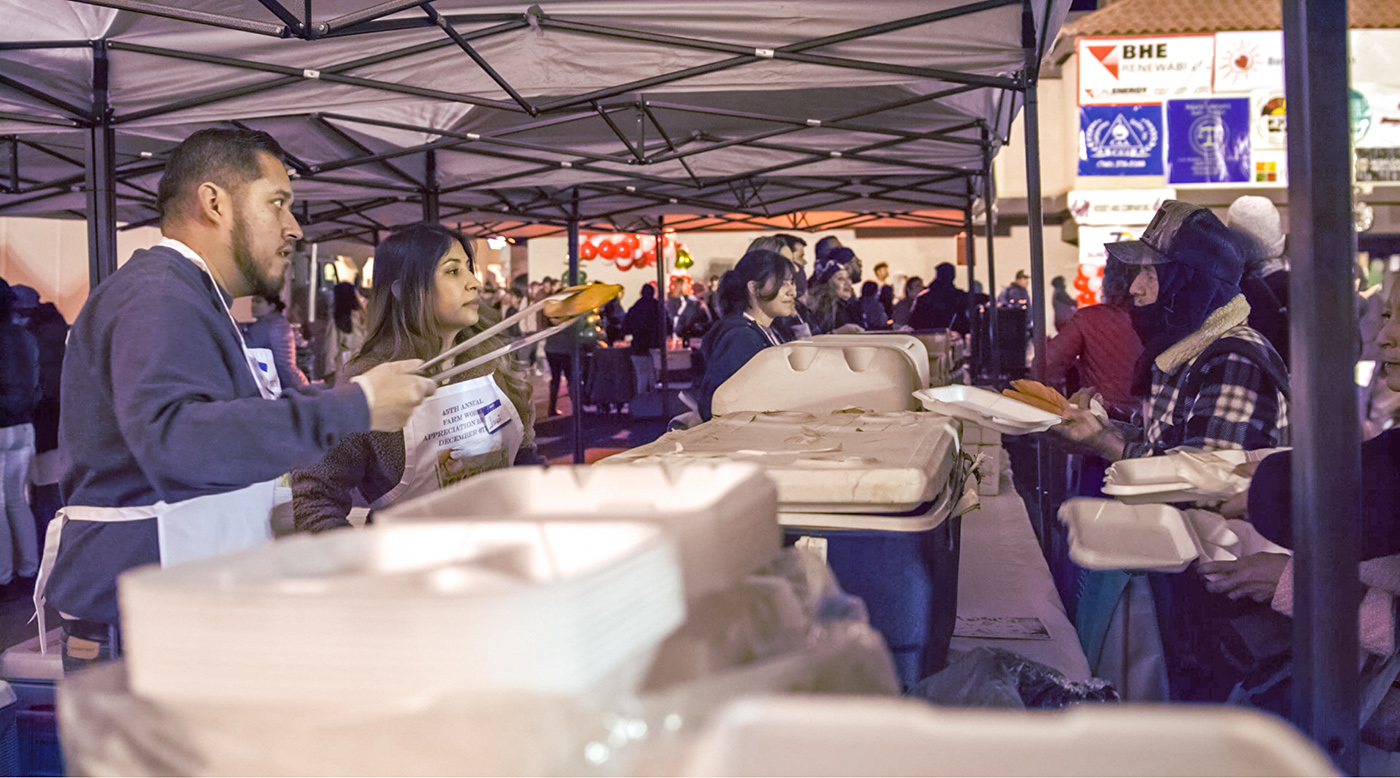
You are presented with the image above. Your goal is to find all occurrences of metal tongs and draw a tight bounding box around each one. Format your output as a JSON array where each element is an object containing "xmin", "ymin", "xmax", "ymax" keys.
[{"xmin": 418, "ymin": 284, "xmax": 623, "ymax": 385}]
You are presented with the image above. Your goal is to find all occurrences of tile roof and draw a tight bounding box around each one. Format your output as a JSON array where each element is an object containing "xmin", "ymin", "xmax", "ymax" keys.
[{"xmin": 1064, "ymin": 0, "xmax": 1400, "ymax": 37}]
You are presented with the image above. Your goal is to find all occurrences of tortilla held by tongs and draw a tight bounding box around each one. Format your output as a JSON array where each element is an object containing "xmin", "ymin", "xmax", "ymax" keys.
[{"xmin": 419, "ymin": 283, "xmax": 623, "ymax": 384}]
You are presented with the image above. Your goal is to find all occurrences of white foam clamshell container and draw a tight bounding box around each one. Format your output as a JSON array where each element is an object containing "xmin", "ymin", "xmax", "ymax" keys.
[
  {"xmin": 672, "ymin": 696, "xmax": 1337, "ymax": 776},
  {"xmin": 806, "ymin": 333, "xmax": 930, "ymax": 387},
  {"xmin": 1059, "ymin": 498, "xmax": 1199, "ymax": 572},
  {"xmin": 120, "ymin": 520, "xmax": 684, "ymax": 704},
  {"xmin": 712, "ymin": 343, "xmax": 920, "ymax": 416},
  {"xmin": 915, "ymin": 384, "xmax": 1062, "ymax": 435},
  {"xmin": 379, "ymin": 463, "xmax": 780, "ymax": 601},
  {"xmin": 605, "ymin": 410, "xmax": 960, "ymax": 514}
]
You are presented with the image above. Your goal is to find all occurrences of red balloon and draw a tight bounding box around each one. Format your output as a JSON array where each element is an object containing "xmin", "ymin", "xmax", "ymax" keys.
[
  {"xmin": 621, "ymin": 234, "xmax": 640, "ymax": 253},
  {"xmin": 1073, "ymin": 276, "xmax": 1090, "ymax": 292},
  {"xmin": 580, "ymin": 242, "xmax": 597, "ymax": 261},
  {"xmin": 1095, "ymin": 265, "xmax": 1105, "ymax": 277},
  {"xmin": 598, "ymin": 240, "xmax": 618, "ymax": 260},
  {"xmin": 1077, "ymin": 291, "xmax": 1096, "ymax": 306}
]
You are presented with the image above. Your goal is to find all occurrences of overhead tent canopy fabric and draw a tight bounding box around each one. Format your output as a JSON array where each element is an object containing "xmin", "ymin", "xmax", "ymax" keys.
[{"xmin": 0, "ymin": 0, "xmax": 1069, "ymax": 242}]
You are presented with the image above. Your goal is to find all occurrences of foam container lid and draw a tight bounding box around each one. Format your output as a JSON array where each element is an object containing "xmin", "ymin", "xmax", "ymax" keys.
[
  {"xmin": 673, "ymin": 696, "xmax": 1337, "ymax": 776},
  {"xmin": 712, "ymin": 343, "xmax": 920, "ymax": 416},
  {"xmin": 604, "ymin": 410, "xmax": 960, "ymax": 513},
  {"xmin": 378, "ymin": 463, "xmax": 781, "ymax": 601},
  {"xmin": 914, "ymin": 385, "xmax": 1061, "ymax": 435},
  {"xmin": 1058, "ymin": 498, "xmax": 1199, "ymax": 572},
  {"xmin": 806, "ymin": 333, "xmax": 930, "ymax": 387},
  {"xmin": 120, "ymin": 520, "xmax": 684, "ymax": 704}
]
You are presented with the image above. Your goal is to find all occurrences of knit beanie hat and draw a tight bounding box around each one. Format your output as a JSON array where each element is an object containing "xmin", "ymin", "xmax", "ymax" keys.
[{"xmin": 1225, "ymin": 195, "xmax": 1286, "ymax": 259}]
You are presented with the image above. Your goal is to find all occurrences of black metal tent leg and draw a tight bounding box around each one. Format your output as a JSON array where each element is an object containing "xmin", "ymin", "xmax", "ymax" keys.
[{"xmin": 1283, "ymin": 0, "xmax": 1360, "ymax": 771}]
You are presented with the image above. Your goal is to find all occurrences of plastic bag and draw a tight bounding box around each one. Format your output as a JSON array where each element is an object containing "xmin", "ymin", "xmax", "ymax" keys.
[{"xmin": 910, "ymin": 647, "xmax": 1118, "ymax": 709}]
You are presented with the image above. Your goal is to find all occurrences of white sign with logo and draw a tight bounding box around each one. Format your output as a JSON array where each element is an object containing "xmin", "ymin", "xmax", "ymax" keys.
[
  {"xmin": 1249, "ymin": 88, "xmax": 1287, "ymax": 150},
  {"xmin": 1214, "ymin": 31, "xmax": 1284, "ymax": 93},
  {"xmin": 1079, "ymin": 226, "xmax": 1141, "ymax": 267},
  {"xmin": 1078, "ymin": 36, "xmax": 1214, "ymax": 105},
  {"xmin": 1067, "ymin": 189, "xmax": 1176, "ymax": 226}
]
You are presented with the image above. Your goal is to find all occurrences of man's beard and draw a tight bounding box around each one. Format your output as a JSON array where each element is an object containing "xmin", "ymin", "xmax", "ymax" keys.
[{"xmin": 232, "ymin": 212, "xmax": 285, "ymax": 299}]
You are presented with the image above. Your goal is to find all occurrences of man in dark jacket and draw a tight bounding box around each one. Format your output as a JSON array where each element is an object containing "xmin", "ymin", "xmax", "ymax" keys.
[
  {"xmin": 910, "ymin": 263, "xmax": 969, "ymax": 333},
  {"xmin": 44, "ymin": 128, "xmax": 435, "ymax": 669},
  {"xmin": 623, "ymin": 282, "xmax": 668, "ymax": 354}
]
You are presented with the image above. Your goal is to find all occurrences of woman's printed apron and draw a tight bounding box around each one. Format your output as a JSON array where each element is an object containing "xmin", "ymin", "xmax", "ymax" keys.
[{"xmin": 372, "ymin": 373, "xmax": 522, "ymax": 510}]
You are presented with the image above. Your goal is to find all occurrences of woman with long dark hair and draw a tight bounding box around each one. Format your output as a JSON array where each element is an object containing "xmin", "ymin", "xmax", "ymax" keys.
[
  {"xmin": 695, "ymin": 249, "xmax": 797, "ymax": 420},
  {"xmin": 325, "ymin": 281, "xmax": 366, "ymax": 383},
  {"xmin": 292, "ymin": 224, "xmax": 535, "ymax": 532}
]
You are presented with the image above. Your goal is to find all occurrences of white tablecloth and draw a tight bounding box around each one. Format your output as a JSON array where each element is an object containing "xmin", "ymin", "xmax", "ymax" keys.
[{"xmin": 950, "ymin": 463, "xmax": 1091, "ymax": 681}]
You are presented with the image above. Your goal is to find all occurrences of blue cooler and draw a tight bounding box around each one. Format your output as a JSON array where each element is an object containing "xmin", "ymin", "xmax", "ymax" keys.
[
  {"xmin": 808, "ymin": 513, "xmax": 962, "ymax": 690},
  {"xmin": 1, "ymin": 631, "xmax": 64, "ymax": 777}
]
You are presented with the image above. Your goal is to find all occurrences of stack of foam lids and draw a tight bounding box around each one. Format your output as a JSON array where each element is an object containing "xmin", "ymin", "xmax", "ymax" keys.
[
  {"xmin": 379, "ymin": 462, "xmax": 781, "ymax": 602},
  {"xmin": 807, "ymin": 333, "xmax": 930, "ymax": 387},
  {"xmin": 119, "ymin": 519, "xmax": 684, "ymax": 705},
  {"xmin": 605, "ymin": 410, "xmax": 961, "ymax": 532},
  {"xmin": 711, "ymin": 342, "xmax": 922, "ymax": 416},
  {"xmin": 670, "ymin": 695, "xmax": 1336, "ymax": 776}
]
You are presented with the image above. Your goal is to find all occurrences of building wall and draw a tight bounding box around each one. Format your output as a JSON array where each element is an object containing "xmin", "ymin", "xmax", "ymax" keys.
[{"xmin": 0, "ymin": 217, "xmax": 163, "ymax": 323}]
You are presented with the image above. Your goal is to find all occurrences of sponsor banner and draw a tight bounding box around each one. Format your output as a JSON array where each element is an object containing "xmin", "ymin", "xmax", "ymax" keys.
[
  {"xmin": 1078, "ymin": 36, "xmax": 1214, "ymax": 105},
  {"xmin": 1214, "ymin": 31, "xmax": 1285, "ymax": 93},
  {"xmin": 1355, "ymin": 148, "xmax": 1400, "ymax": 183},
  {"xmin": 1078, "ymin": 105, "xmax": 1164, "ymax": 176},
  {"xmin": 1068, "ymin": 189, "xmax": 1176, "ymax": 226},
  {"xmin": 1166, "ymin": 98, "xmax": 1252, "ymax": 184},
  {"xmin": 1351, "ymin": 30, "xmax": 1400, "ymax": 86},
  {"xmin": 1250, "ymin": 88, "xmax": 1287, "ymax": 150},
  {"xmin": 1353, "ymin": 82, "xmax": 1400, "ymax": 149},
  {"xmin": 1078, "ymin": 225, "xmax": 1141, "ymax": 267}
]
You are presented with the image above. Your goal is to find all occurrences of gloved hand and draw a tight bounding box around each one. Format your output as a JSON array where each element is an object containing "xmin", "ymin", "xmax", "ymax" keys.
[{"xmin": 356, "ymin": 359, "xmax": 436, "ymax": 431}]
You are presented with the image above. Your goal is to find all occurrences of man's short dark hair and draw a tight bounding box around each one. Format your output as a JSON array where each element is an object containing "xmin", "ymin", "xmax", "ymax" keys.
[
  {"xmin": 776, "ymin": 233, "xmax": 807, "ymax": 251},
  {"xmin": 157, "ymin": 128, "xmax": 287, "ymax": 224}
]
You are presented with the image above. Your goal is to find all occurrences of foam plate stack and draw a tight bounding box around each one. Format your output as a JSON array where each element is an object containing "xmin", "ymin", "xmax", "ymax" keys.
[
  {"xmin": 119, "ymin": 520, "xmax": 683, "ymax": 705},
  {"xmin": 379, "ymin": 463, "xmax": 779, "ymax": 603}
]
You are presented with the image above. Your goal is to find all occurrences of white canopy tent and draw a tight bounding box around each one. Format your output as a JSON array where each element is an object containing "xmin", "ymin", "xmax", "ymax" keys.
[{"xmin": 0, "ymin": 0, "xmax": 1066, "ymax": 244}]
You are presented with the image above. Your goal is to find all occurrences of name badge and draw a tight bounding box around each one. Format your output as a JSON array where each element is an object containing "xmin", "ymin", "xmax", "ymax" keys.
[{"xmin": 479, "ymin": 399, "xmax": 510, "ymax": 434}]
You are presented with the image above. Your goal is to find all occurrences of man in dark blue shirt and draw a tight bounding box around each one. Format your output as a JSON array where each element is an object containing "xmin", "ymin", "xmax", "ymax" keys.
[{"xmin": 42, "ymin": 128, "xmax": 436, "ymax": 669}]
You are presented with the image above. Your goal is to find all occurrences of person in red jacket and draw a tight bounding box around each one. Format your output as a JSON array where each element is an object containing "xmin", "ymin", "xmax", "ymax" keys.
[{"xmin": 1045, "ymin": 259, "xmax": 1143, "ymax": 420}]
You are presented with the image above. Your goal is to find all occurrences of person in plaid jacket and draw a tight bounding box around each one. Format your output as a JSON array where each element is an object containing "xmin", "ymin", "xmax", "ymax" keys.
[
  {"xmin": 1053, "ymin": 200, "xmax": 1290, "ymax": 705},
  {"xmin": 1056, "ymin": 200, "xmax": 1288, "ymax": 461}
]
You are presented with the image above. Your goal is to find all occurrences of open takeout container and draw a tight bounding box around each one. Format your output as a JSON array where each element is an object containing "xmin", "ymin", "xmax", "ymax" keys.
[{"xmin": 914, "ymin": 385, "xmax": 1061, "ymax": 435}]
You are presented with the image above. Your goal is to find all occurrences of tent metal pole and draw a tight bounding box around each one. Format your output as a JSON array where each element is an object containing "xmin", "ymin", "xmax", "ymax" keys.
[
  {"xmin": 1283, "ymin": 0, "xmax": 1359, "ymax": 770},
  {"xmin": 964, "ymin": 180, "xmax": 977, "ymax": 349},
  {"xmin": 1022, "ymin": 0, "xmax": 1052, "ymax": 563},
  {"xmin": 1021, "ymin": 84, "xmax": 1047, "ymax": 380},
  {"xmin": 568, "ymin": 192, "xmax": 585, "ymax": 465},
  {"xmin": 422, "ymin": 149, "xmax": 440, "ymax": 222},
  {"xmin": 86, "ymin": 40, "xmax": 118, "ymax": 289},
  {"xmin": 981, "ymin": 127, "xmax": 999, "ymax": 384},
  {"xmin": 4, "ymin": 137, "xmax": 16, "ymax": 193},
  {"xmin": 656, "ymin": 218, "xmax": 669, "ymax": 397},
  {"xmin": 67, "ymin": 0, "xmax": 290, "ymax": 37}
]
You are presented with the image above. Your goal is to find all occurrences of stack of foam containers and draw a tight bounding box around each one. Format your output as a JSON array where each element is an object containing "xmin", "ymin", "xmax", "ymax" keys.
[
  {"xmin": 668, "ymin": 696, "xmax": 1337, "ymax": 776},
  {"xmin": 378, "ymin": 462, "xmax": 781, "ymax": 604},
  {"xmin": 611, "ymin": 340, "xmax": 967, "ymax": 690},
  {"xmin": 119, "ymin": 520, "xmax": 684, "ymax": 705}
]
